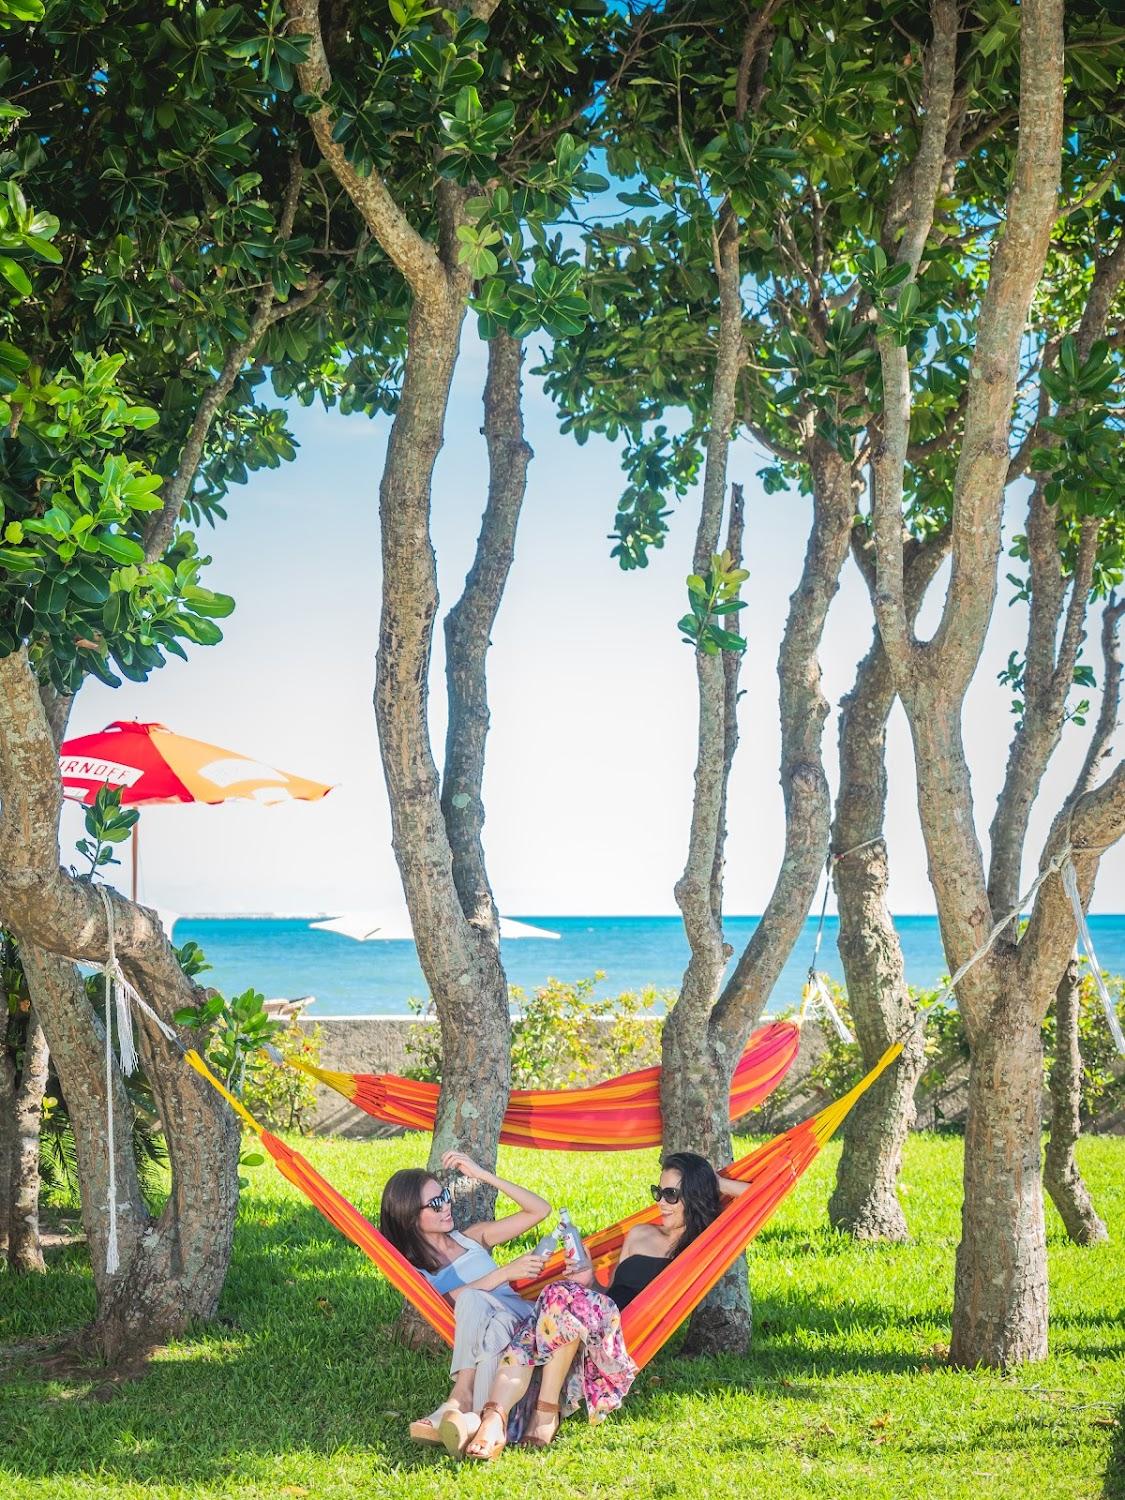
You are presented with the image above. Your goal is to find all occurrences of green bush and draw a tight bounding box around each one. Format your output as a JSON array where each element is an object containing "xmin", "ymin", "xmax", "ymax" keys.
[
  {"xmin": 240, "ymin": 1020, "xmax": 324, "ymax": 1134},
  {"xmin": 405, "ymin": 972, "xmax": 670, "ymax": 1089}
]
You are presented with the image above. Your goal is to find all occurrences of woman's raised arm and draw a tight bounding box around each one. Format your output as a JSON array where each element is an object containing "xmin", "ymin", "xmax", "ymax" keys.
[{"xmin": 441, "ymin": 1150, "xmax": 551, "ymax": 1248}]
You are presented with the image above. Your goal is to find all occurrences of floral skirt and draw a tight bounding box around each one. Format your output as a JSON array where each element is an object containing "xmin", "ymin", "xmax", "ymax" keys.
[{"xmin": 505, "ymin": 1279, "xmax": 638, "ymax": 1426}]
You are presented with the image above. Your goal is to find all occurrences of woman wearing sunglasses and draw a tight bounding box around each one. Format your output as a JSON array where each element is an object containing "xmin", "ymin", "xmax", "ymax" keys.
[
  {"xmin": 459, "ymin": 1151, "xmax": 749, "ymax": 1461},
  {"xmin": 379, "ymin": 1151, "xmax": 551, "ymax": 1449}
]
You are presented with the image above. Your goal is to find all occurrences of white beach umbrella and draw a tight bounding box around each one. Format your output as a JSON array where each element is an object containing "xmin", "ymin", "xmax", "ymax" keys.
[{"xmin": 310, "ymin": 908, "xmax": 560, "ymax": 941}]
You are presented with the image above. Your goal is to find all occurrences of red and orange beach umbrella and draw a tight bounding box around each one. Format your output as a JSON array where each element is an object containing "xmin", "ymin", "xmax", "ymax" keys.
[{"xmin": 59, "ymin": 720, "xmax": 333, "ymax": 899}]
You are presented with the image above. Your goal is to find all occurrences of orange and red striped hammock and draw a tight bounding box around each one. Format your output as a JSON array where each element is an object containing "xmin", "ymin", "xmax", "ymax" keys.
[
  {"xmin": 186, "ymin": 1040, "xmax": 900, "ymax": 1370},
  {"xmin": 277, "ymin": 1018, "xmax": 801, "ymax": 1152}
]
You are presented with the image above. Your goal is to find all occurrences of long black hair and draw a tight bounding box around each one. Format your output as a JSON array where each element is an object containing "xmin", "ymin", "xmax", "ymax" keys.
[
  {"xmin": 380, "ymin": 1167, "xmax": 443, "ymax": 1273},
  {"xmin": 660, "ymin": 1151, "xmax": 723, "ymax": 1259}
]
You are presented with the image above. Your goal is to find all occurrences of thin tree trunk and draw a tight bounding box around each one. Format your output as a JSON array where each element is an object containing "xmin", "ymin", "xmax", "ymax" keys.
[
  {"xmin": 830, "ymin": 533, "xmax": 947, "ymax": 1239},
  {"xmin": 1039, "ymin": 597, "xmax": 1125, "ymax": 1246},
  {"xmin": 0, "ymin": 1006, "xmax": 15, "ymax": 1261},
  {"xmin": 442, "ymin": 331, "xmax": 532, "ymax": 939},
  {"xmin": 375, "ymin": 299, "xmax": 512, "ymax": 1223},
  {"xmin": 711, "ymin": 438, "xmax": 856, "ymax": 1048},
  {"xmin": 8, "ymin": 1008, "xmax": 49, "ymax": 1272},
  {"xmin": 1044, "ymin": 963, "xmax": 1108, "ymax": 1245},
  {"xmin": 829, "ymin": 832, "xmax": 922, "ymax": 1241},
  {"xmin": 657, "ymin": 195, "xmax": 749, "ymax": 1353},
  {"xmin": 950, "ymin": 1005, "xmax": 1049, "ymax": 1368},
  {"xmin": 868, "ymin": 0, "xmax": 1065, "ymax": 1369}
]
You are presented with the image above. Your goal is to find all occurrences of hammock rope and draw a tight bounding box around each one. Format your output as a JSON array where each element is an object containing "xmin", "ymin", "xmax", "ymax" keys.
[
  {"xmin": 800, "ymin": 858, "xmax": 854, "ymax": 1043},
  {"xmin": 272, "ymin": 1018, "xmax": 802, "ymax": 1151},
  {"xmin": 185, "ymin": 1040, "xmax": 902, "ymax": 1369},
  {"xmin": 1062, "ymin": 858, "xmax": 1125, "ymax": 1055}
]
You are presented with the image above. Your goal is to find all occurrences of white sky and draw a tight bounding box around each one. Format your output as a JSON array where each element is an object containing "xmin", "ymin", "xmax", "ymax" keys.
[{"xmin": 63, "ymin": 329, "xmax": 1125, "ymax": 916}]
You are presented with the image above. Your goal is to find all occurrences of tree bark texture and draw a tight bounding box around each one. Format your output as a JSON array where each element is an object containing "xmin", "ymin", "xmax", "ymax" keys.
[
  {"xmin": 988, "ymin": 235, "xmax": 1124, "ymax": 916},
  {"xmin": 829, "ymin": 533, "xmax": 948, "ymax": 1240},
  {"xmin": 1038, "ymin": 602, "xmax": 1124, "ymax": 1246},
  {"xmin": 660, "ymin": 208, "xmax": 750, "ymax": 1354},
  {"xmin": 869, "ymin": 0, "xmax": 1065, "ymax": 1367},
  {"xmin": 987, "ymin": 504, "xmax": 1099, "ymax": 918},
  {"xmin": 950, "ymin": 1009, "xmax": 1050, "ymax": 1368},
  {"xmin": 1043, "ymin": 958, "xmax": 1107, "ymax": 1245},
  {"xmin": 293, "ymin": 6, "xmax": 522, "ymax": 1221},
  {"xmin": 442, "ymin": 331, "xmax": 532, "ymax": 941},
  {"xmin": 19, "ymin": 947, "xmax": 241, "ymax": 1359},
  {"xmin": 0, "ymin": 1007, "xmax": 15, "ymax": 1261},
  {"xmin": 375, "ymin": 300, "xmax": 513, "ymax": 1223},
  {"xmin": 712, "ymin": 438, "xmax": 856, "ymax": 1049},
  {"xmin": 7, "ymin": 1008, "xmax": 49, "ymax": 1272}
]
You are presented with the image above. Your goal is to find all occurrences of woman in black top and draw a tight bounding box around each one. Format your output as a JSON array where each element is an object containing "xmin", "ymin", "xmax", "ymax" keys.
[
  {"xmin": 460, "ymin": 1151, "xmax": 749, "ymax": 1459},
  {"xmin": 605, "ymin": 1151, "xmax": 749, "ymax": 1310}
]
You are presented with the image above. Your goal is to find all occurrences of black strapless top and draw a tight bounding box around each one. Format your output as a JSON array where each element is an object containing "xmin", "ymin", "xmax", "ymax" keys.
[{"xmin": 607, "ymin": 1253, "xmax": 669, "ymax": 1313}]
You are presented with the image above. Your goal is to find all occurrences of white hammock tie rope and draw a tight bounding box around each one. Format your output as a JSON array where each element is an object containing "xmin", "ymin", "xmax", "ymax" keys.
[
  {"xmin": 1061, "ymin": 859, "xmax": 1125, "ymax": 1056},
  {"xmin": 803, "ymin": 860, "xmax": 855, "ymax": 1044},
  {"xmin": 95, "ymin": 888, "xmax": 179, "ymax": 1275},
  {"xmin": 801, "ymin": 970, "xmax": 855, "ymax": 1043}
]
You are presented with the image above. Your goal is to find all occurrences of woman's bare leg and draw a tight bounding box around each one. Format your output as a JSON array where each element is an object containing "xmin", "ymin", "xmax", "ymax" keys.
[
  {"xmin": 523, "ymin": 1339, "xmax": 580, "ymax": 1445},
  {"xmin": 447, "ymin": 1368, "xmax": 475, "ymax": 1410},
  {"xmin": 465, "ymin": 1354, "xmax": 534, "ymax": 1457}
]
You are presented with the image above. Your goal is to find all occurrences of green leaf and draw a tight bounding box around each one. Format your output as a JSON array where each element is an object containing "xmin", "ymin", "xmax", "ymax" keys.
[{"xmin": 0, "ymin": 256, "xmax": 32, "ymax": 296}]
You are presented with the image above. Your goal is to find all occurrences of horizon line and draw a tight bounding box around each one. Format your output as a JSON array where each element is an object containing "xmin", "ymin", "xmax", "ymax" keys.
[{"xmin": 170, "ymin": 910, "xmax": 1125, "ymax": 922}]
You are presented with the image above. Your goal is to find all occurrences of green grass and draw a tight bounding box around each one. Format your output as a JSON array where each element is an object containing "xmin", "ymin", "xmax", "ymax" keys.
[{"xmin": 1, "ymin": 1133, "xmax": 1123, "ymax": 1500}]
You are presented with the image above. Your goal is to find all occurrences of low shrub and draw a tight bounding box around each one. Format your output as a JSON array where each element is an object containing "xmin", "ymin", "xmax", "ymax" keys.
[
  {"xmin": 405, "ymin": 972, "xmax": 670, "ymax": 1089},
  {"xmin": 793, "ymin": 968, "xmax": 1125, "ymax": 1129}
]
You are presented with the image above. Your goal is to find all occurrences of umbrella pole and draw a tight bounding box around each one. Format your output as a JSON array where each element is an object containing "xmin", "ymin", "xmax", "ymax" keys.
[{"xmin": 131, "ymin": 820, "xmax": 139, "ymax": 903}]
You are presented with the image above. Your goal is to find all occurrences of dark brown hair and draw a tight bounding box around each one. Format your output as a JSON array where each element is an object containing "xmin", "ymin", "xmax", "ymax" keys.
[
  {"xmin": 380, "ymin": 1168, "xmax": 443, "ymax": 1273},
  {"xmin": 660, "ymin": 1152, "xmax": 723, "ymax": 1259}
]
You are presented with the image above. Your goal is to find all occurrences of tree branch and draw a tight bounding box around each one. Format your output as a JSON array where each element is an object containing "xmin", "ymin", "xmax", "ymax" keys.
[
  {"xmin": 922, "ymin": 0, "xmax": 1065, "ymax": 701},
  {"xmin": 285, "ymin": 0, "xmax": 448, "ymax": 303},
  {"xmin": 870, "ymin": 0, "xmax": 959, "ymax": 684},
  {"xmin": 143, "ymin": 159, "xmax": 323, "ymax": 562},
  {"xmin": 1018, "ymin": 754, "xmax": 1125, "ymax": 1000},
  {"xmin": 735, "ymin": 0, "xmax": 782, "ymax": 119},
  {"xmin": 712, "ymin": 438, "xmax": 856, "ymax": 1046},
  {"xmin": 1072, "ymin": 595, "xmax": 1125, "ymax": 800},
  {"xmin": 441, "ymin": 332, "xmax": 532, "ymax": 940}
]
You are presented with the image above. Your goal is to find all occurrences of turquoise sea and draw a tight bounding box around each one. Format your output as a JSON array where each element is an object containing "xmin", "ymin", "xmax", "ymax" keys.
[{"xmin": 172, "ymin": 914, "xmax": 1125, "ymax": 1017}]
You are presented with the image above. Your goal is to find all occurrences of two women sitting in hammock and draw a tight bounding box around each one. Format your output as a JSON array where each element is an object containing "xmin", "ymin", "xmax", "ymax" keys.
[{"xmin": 380, "ymin": 1148, "xmax": 749, "ymax": 1459}]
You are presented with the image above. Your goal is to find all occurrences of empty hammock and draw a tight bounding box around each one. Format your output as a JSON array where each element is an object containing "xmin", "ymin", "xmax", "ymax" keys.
[
  {"xmin": 275, "ymin": 1018, "xmax": 801, "ymax": 1152},
  {"xmin": 186, "ymin": 1040, "xmax": 900, "ymax": 1370}
]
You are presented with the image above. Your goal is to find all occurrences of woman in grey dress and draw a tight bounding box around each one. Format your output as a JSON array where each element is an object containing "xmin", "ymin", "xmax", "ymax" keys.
[{"xmin": 379, "ymin": 1151, "xmax": 550, "ymax": 1451}]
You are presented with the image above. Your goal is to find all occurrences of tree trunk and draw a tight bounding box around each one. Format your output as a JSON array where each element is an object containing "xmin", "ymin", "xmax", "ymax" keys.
[
  {"xmin": 0, "ymin": 1007, "xmax": 16, "ymax": 1261},
  {"xmin": 19, "ymin": 945, "xmax": 241, "ymax": 1359},
  {"xmin": 829, "ymin": 828, "xmax": 924, "ymax": 1241},
  {"xmin": 1044, "ymin": 958, "xmax": 1107, "ymax": 1245},
  {"xmin": 7, "ymin": 1008, "xmax": 49, "ymax": 1272},
  {"xmin": 829, "ymin": 535, "xmax": 947, "ymax": 1239},
  {"xmin": 374, "ymin": 299, "xmax": 512, "ymax": 1222},
  {"xmin": 950, "ymin": 1000, "xmax": 1049, "ymax": 1368},
  {"xmin": 659, "ymin": 204, "xmax": 750, "ymax": 1355},
  {"xmin": 442, "ymin": 331, "xmax": 532, "ymax": 939}
]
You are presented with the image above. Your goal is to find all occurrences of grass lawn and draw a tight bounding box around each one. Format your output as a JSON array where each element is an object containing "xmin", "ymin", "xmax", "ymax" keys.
[{"xmin": 1, "ymin": 1132, "xmax": 1122, "ymax": 1500}]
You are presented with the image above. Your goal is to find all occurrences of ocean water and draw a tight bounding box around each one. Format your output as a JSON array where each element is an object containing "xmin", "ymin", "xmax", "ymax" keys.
[{"xmin": 171, "ymin": 914, "xmax": 1125, "ymax": 1018}]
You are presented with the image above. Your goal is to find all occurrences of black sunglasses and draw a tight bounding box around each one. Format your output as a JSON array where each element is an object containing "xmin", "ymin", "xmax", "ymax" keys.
[
  {"xmin": 650, "ymin": 1184, "xmax": 683, "ymax": 1205},
  {"xmin": 422, "ymin": 1186, "xmax": 452, "ymax": 1214}
]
